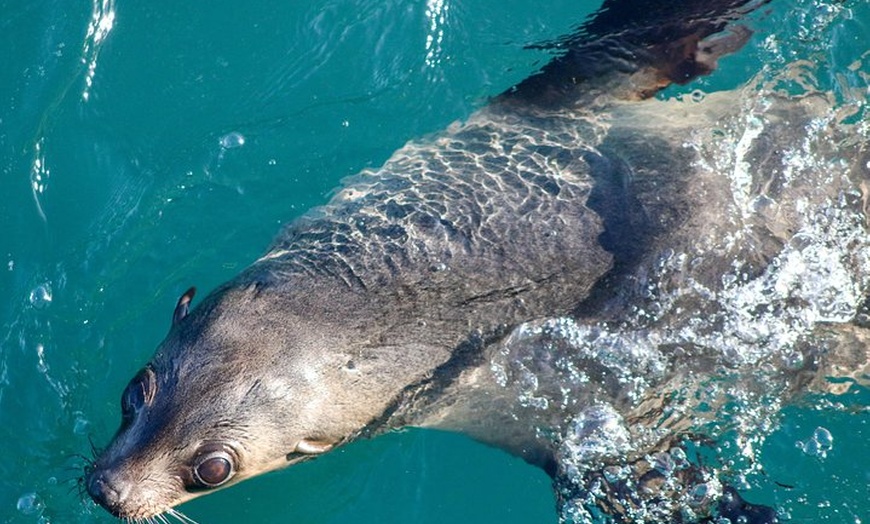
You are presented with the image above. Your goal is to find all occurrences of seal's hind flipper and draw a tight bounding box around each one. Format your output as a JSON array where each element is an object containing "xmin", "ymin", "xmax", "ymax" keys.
[{"xmin": 501, "ymin": 0, "xmax": 766, "ymax": 107}]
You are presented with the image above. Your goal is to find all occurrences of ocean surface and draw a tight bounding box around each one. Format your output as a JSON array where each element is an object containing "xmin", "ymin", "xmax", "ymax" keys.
[{"xmin": 1, "ymin": 0, "xmax": 868, "ymax": 523}]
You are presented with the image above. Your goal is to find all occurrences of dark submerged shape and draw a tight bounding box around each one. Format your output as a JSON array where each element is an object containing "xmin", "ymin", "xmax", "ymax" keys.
[{"xmin": 86, "ymin": 0, "xmax": 870, "ymax": 522}]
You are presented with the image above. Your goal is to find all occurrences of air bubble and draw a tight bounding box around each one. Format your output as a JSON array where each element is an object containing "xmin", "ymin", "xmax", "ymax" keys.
[
  {"xmin": 36, "ymin": 343, "xmax": 48, "ymax": 373},
  {"xmin": 29, "ymin": 284, "xmax": 52, "ymax": 309},
  {"xmin": 782, "ymin": 349, "xmax": 804, "ymax": 370},
  {"xmin": 652, "ymin": 451, "xmax": 676, "ymax": 475},
  {"xmin": 602, "ymin": 465, "xmax": 624, "ymax": 484},
  {"xmin": 813, "ymin": 427, "xmax": 833, "ymax": 448},
  {"xmin": 16, "ymin": 492, "xmax": 44, "ymax": 515},
  {"xmin": 669, "ymin": 447, "xmax": 689, "ymax": 469},
  {"xmin": 430, "ymin": 262, "xmax": 447, "ymax": 272},
  {"xmin": 689, "ymin": 483, "xmax": 711, "ymax": 505},
  {"xmin": 73, "ymin": 412, "xmax": 90, "ymax": 435},
  {"xmin": 219, "ymin": 131, "xmax": 245, "ymax": 149},
  {"xmin": 797, "ymin": 426, "xmax": 833, "ymax": 458}
]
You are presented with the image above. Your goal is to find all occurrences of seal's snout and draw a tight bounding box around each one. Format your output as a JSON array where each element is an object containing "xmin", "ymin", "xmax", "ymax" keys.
[{"xmin": 86, "ymin": 468, "xmax": 129, "ymax": 515}]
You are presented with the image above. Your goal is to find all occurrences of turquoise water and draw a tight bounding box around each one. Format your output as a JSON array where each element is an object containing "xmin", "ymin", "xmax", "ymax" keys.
[{"xmin": 1, "ymin": 0, "xmax": 868, "ymax": 523}]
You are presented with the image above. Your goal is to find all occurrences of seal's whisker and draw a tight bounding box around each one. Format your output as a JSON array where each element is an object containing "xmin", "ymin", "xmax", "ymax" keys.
[
  {"xmin": 62, "ymin": 465, "xmax": 88, "ymax": 476},
  {"xmin": 58, "ymin": 471, "xmax": 82, "ymax": 485},
  {"xmin": 167, "ymin": 508, "xmax": 201, "ymax": 524},
  {"xmin": 68, "ymin": 452, "xmax": 96, "ymax": 465},
  {"xmin": 87, "ymin": 434, "xmax": 102, "ymax": 459},
  {"xmin": 69, "ymin": 474, "xmax": 90, "ymax": 502},
  {"xmin": 66, "ymin": 479, "xmax": 83, "ymax": 497}
]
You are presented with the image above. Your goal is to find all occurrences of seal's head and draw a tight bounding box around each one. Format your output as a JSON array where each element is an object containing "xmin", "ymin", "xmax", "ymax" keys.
[{"xmin": 84, "ymin": 284, "xmax": 370, "ymax": 520}]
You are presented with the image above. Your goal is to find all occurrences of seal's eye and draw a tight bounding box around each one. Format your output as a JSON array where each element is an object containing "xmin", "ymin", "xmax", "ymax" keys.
[
  {"xmin": 120, "ymin": 367, "xmax": 156, "ymax": 420},
  {"xmin": 193, "ymin": 449, "xmax": 236, "ymax": 488}
]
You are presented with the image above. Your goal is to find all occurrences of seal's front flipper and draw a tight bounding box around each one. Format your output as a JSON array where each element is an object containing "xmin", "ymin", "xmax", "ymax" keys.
[
  {"xmin": 501, "ymin": 0, "xmax": 765, "ymax": 107},
  {"xmin": 717, "ymin": 486, "xmax": 779, "ymax": 523}
]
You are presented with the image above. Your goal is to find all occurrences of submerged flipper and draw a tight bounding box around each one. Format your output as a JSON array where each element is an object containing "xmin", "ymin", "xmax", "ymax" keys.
[
  {"xmin": 500, "ymin": 0, "xmax": 766, "ymax": 107},
  {"xmin": 555, "ymin": 438, "xmax": 779, "ymax": 523}
]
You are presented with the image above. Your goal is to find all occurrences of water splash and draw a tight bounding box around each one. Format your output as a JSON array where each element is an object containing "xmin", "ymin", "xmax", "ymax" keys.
[
  {"xmin": 486, "ymin": 54, "xmax": 869, "ymax": 521},
  {"xmin": 30, "ymin": 137, "xmax": 49, "ymax": 223},
  {"xmin": 424, "ymin": 0, "xmax": 449, "ymax": 70},
  {"xmin": 81, "ymin": 0, "xmax": 116, "ymax": 102}
]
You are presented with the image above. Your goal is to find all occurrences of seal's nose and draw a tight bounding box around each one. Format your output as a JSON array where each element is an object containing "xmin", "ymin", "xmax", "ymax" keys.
[{"xmin": 86, "ymin": 469, "xmax": 124, "ymax": 513}]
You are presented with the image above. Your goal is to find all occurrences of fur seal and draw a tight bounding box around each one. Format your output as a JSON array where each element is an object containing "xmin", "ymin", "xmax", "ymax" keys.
[{"xmin": 84, "ymin": 0, "xmax": 870, "ymax": 522}]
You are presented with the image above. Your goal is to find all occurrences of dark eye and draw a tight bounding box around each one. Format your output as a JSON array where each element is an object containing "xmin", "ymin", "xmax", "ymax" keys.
[
  {"xmin": 121, "ymin": 367, "xmax": 156, "ymax": 420},
  {"xmin": 193, "ymin": 449, "xmax": 236, "ymax": 488}
]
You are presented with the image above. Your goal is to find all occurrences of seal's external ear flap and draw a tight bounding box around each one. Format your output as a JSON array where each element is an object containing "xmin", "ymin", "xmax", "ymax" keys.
[
  {"xmin": 172, "ymin": 287, "xmax": 196, "ymax": 326},
  {"xmin": 285, "ymin": 439, "xmax": 334, "ymax": 463},
  {"xmin": 294, "ymin": 439, "xmax": 333, "ymax": 455}
]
